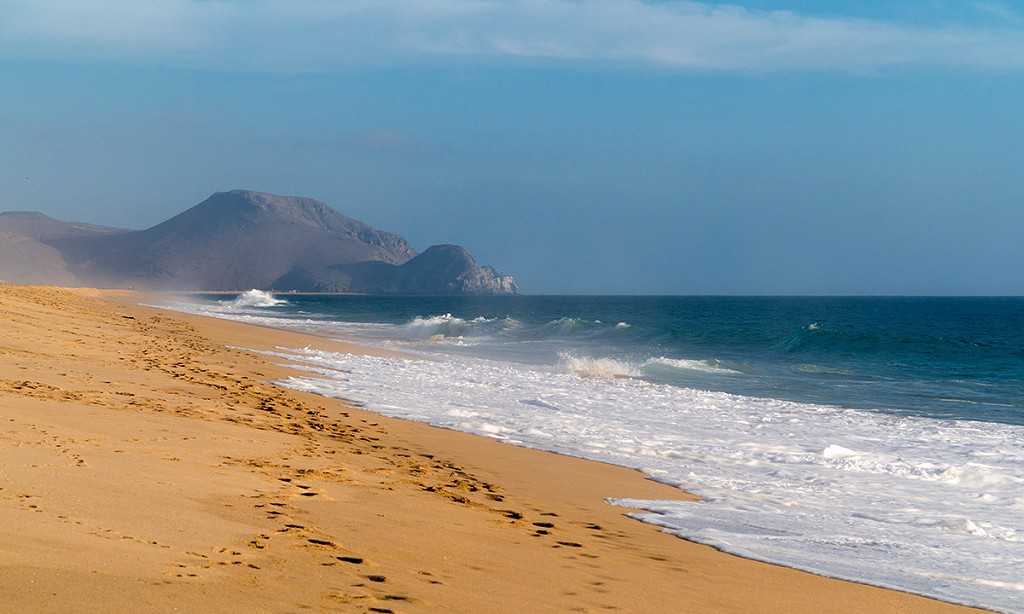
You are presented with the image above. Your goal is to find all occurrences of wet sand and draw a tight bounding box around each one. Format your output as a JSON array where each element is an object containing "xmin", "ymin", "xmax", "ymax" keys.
[{"xmin": 0, "ymin": 284, "xmax": 988, "ymax": 613}]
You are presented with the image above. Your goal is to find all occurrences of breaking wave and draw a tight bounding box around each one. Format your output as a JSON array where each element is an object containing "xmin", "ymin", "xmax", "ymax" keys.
[
  {"xmin": 558, "ymin": 353, "xmax": 638, "ymax": 379},
  {"xmin": 557, "ymin": 354, "xmax": 742, "ymax": 381},
  {"xmin": 223, "ymin": 289, "xmax": 289, "ymax": 309},
  {"xmin": 397, "ymin": 314, "xmax": 633, "ymax": 343},
  {"xmin": 398, "ymin": 314, "xmax": 518, "ymax": 340},
  {"xmin": 641, "ymin": 357, "xmax": 744, "ymax": 376}
]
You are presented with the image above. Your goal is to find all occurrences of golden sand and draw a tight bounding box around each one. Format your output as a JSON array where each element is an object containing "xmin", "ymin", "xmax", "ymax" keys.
[{"xmin": 0, "ymin": 285, "xmax": 987, "ymax": 613}]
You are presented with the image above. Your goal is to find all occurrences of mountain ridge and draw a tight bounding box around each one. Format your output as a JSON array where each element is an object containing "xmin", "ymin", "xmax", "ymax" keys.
[{"xmin": 0, "ymin": 190, "xmax": 518, "ymax": 295}]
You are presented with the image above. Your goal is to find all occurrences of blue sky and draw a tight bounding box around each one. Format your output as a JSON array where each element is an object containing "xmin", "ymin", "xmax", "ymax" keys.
[{"xmin": 2, "ymin": 1, "xmax": 1023, "ymax": 294}]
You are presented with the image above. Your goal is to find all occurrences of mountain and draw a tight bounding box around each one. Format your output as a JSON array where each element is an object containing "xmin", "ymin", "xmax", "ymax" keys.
[
  {"xmin": 0, "ymin": 212, "xmax": 128, "ymax": 285},
  {"xmin": 0, "ymin": 190, "xmax": 518, "ymax": 295},
  {"xmin": 0, "ymin": 211, "xmax": 127, "ymax": 241}
]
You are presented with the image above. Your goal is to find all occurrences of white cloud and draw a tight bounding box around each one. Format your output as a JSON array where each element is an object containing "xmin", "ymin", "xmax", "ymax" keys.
[
  {"xmin": 0, "ymin": 1, "xmax": 222, "ymax": 54},
  {"xmin": 2, "ymin": 0, "xmax": 1024, "ymax": 72}
]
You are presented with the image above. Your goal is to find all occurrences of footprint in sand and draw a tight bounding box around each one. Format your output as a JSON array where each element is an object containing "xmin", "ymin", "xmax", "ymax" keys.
[{"xmin": 337, "ymin": 556, "xmax": 363, "ymax": 565}]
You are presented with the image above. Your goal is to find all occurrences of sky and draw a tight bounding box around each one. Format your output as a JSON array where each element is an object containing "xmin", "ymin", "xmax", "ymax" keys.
[{"xmin": 1, "ymin": 0, "xmax": 1023, "ymax": 295}]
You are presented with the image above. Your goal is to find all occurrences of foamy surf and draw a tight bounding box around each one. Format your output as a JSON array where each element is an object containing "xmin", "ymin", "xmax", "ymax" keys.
[
  {"xmin": 259, "ymin": 346, "xmax": 1024, "ymax": 614},
  {"xmin": 224, "ymin": 289, "xmax": 289, "ymax": 308},
  {"xmin": 558, "ymin": 352, "xmax": 638, "ymax": 379}
]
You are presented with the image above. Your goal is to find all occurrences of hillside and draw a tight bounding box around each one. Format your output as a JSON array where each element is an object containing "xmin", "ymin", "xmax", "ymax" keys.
[{"xmin": 0, "ymin": 190, "xmax": 518, "ymax": 295}]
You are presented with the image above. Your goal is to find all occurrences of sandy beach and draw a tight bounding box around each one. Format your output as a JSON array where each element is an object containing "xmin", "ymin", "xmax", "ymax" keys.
[{"xmin": 0, "ymin": 285, "xmax": 988, "ymax": 613}]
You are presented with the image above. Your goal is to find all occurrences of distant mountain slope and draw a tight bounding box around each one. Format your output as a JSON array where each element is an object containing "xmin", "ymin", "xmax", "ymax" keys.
[
  {"xmin": 1, "ymin": 190, "xmax": 518, "ymax": 295},
  {"xmin": 0, "ymin": 232, "xmax": 76, "ymax": 285},
  {"xmin": 0, "ymin": 211, "xmax": 127, "ymax": 241},
  {"xmin": 0, "ymin": 212, "xmax": 128, "ymax": 285},
  {"xmin": 52, "ymin": 190, "xmax": 420, "ymax": 290}
]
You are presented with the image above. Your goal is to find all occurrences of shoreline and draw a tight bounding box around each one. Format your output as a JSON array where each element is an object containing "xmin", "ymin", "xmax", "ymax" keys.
[{"xmin": 0, "ymin": 285, "xmax": 989, "ymax": 613}]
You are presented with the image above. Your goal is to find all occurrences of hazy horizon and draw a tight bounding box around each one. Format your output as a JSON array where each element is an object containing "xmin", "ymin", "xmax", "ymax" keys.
[{"xmin": 3, "ymin": 1, "xmax": 1022, "ymax": 295}]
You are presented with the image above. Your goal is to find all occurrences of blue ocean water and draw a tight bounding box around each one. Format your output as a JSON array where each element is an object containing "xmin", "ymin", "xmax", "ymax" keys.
[
  {"xmin": 193, "ymin": 294, "xmax": 1024, "ymax": 426},
  {"xmin": 162, "ymin": 292, "xmax": 1024, "ymax": 612}
]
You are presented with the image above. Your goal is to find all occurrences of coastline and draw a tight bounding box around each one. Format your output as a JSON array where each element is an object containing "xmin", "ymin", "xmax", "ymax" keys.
[{"xmin": 0, "ymin": 285, "xmax": 989, "ymax": 613}]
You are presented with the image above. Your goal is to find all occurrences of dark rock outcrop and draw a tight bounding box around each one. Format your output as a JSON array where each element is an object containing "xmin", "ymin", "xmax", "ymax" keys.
[
  {"xmin": 0, "ymin": 190, "xmax": 518, "ymax": 295},
  {"xmin": 275, "ymin": 245, "xmax": 519, "ymax": 295},
  {"xmin": 368, "ymin": 244, "xmax": 519, "ymax": 295}
]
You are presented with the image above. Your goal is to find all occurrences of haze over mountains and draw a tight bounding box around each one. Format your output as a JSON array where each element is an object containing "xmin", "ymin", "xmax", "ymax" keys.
[{"xmin": 0, "ymin": 190, "xmax": 518, "ymax": 295}]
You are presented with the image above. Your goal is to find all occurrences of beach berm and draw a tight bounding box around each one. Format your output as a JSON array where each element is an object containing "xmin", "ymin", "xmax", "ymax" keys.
[{"xmin": 0, "ymin": 285, "xmax": 986, "ymax": 613}]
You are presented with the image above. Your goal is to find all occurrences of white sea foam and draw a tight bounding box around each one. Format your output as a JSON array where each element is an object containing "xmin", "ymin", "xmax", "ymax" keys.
[
  {"xmin": 400, "ymin": 314, "xmax": 467, "ymax": 339},
  {"xmin": 558, "ymin": 352, "xmax": 638, "ymax": 379},
  {"xmin": 151, "ymin": 297, "xmax": 400, "ymax": 348},
  {"xmin": 642, "ymin": 356, "xmax": 742, "ymax": 375},
  {"xmin": 226, "ymin": 289, "xmax": 288, "ymax": 308},
  {"xmin": 556, "ymin": 355, "xmax": 742, "ymax": 380},
  {"xmin": 396, "ymin": 314, "xmax": 523, "ymax": 343},
  {"xmin": 262, "ymin": 346, "xmax": 1024, "ymax": 614}
]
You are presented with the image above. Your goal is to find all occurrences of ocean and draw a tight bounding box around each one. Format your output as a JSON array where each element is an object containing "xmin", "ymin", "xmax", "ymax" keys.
[{"xmin": 159, "ymin": 292, "xmax": 1024, "ymax": 613}]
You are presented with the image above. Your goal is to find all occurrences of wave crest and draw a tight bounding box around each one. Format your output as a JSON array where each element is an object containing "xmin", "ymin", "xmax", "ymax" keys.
[
  {"xmin": 558, "ymin": 352, "xmax": 638, "ymax": 379},
  {"xmin": 223, "ymin": 289, "xmax": 288, "ymax": 308},
  {"xmin": 399, "ymin": 314, "xmax": 519, "ymax": 340},
  {"xmin": 642, "ymin": 357, "xmax": 742, "ymax": 375}
]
